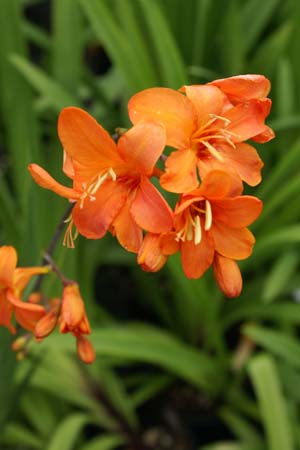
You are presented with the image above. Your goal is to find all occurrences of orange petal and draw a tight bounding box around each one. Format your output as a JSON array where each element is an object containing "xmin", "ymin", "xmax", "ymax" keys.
[
  {"xmin": 197, "ymin": 158, "xmax": 244, "ymax": 195},
  {"xmin": 160, "ymin": 148, "xmax": 199, "ymax": 193},
  {"xmin": 181, "ymin": 233, "xmax": 214, "ymax": 279},
  {"xmin": 138, "ymin": 233, "xmax": 168, "ymax": 272},
  {"xmin": 181, "ymin": 85, "xmax": 226, "ymax": 126},
  {"xmin": 63, "ymin": 151, "xmax": 75, "ymax": 179},
  {"xmin": 72, "ymin": 179, "xmax": 127, "ymax": 239},
  {"xmin": 252, "ymin": 125, "xmax": 275, "ymax": 143},
  {"xmin": 128, "ymin": 87, "xmax": 196, "ymax": 148},
  {"xmin": 224, "ymin": 99, "xmax": 272, "ymax": 142},
  {"xmin": 7, "ymin": 291, "xmax": 46, "ymax": 332},
  {"xmin": 28, "ymin": 164, "xmax": 81, "ymax": 200},
  {"xmin": 220, "ymin": 143, "xmax": 263, "ymax": 186},
  {"xmin": 0, "ymin": 291, "xmax": 15, "ymax": 333},
  {"xmin": 58, "ymin": 107, "xmax": 120, "ymax": 180},
  {"xmin": 213, "ymin": 254, "xmax": 242, "ymax": 298},
  {"xmin": 212, "ymin": 222, "xmax": 255, "ymax": 260},
  {"xmin": 210, "ymin": 75, "xmax": 271, "ymax": 100},
  {"xmin": 112, "ymin": 200, "xmax": 143, "ymax": 253},
  {"xmin": 0, "ymin": 246, "xmax": 17, "ymax": 288},
  {"xmin": 160, "ymin": 232, "xmax": 180, "ymax": 255},
  {"xmin": 212, "ymin": 196, "xmax": 263, "ymax": 228},
  {"xmin": 198, "ymin": 170, "xmax": 232, "ymax": 198},
  {"xmin": 131, "ymin": 176, "xmax": 174, "ymax": 233},
  {"xmin": 13, "ymin": 266, "xmax": 49, "ymax": 296},
  {"xmin": 76, "ymin": 336, "xmax": 96, "ymax": 364},
  {"xmin": 118, "ymin": 121, "xmax": 166, "ymax": 176}
]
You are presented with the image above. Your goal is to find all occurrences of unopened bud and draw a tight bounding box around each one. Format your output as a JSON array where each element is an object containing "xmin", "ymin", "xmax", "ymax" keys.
[
  {"xmin": 35, "ymin": 310, "xmax": 58, "ymax": 339},
  {"xmin": 11, "ymin": 336, "xmax": 28, "ymax": 352},
  {"xmin": 76, "ymin": 336, "xmax": 96, "ymax": 364},
  {"xmin": 28, "ymin": 292, "xmax": 42, "ymax": 304}
]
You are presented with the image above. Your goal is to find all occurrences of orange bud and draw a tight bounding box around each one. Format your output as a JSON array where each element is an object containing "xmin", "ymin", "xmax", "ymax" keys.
[
  {"xmin": 76, "ymin": 335, "xmax": 96, "ymax": 364},
  {"xmin": 35, "ymin": 310, "xmax": 58, "ymax": 339},
  {"xmin": 28, "ymin": 292, "xmax": 42, "ymax": 304},
  {"xmin": 138, "ymin": 233, "xmax": 167, "ymax": 272},
  {"xmin": 11, "ymin": 335, "xmax": 28, "ymax": 352},
  {"xmin": 59, "ymin": 283, "xmax": 91, "ymax": 335}
]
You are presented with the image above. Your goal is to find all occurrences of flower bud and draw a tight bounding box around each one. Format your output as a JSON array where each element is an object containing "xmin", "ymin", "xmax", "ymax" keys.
[
  {"xmin": 60, "ymin": 283, "xmax": 91, "ymax": 335},
  {"xmin": 76, "ymin": 335, "xmax": 96, "ymax": 364},
  {"xmin": 35, "ymin": 310, "xmax": 58, "ymax": 339}
]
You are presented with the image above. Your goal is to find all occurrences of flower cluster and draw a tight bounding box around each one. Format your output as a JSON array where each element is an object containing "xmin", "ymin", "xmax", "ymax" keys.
[
  {"xmin": 29, "ymin": 75, "xmax": 274, "ymax": 297},
  {"xmin": 0, "ymin": 245, "xmax": 95, "ymax": 364}
]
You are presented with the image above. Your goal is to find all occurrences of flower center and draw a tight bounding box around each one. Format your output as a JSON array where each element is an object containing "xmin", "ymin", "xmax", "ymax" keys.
[
  {"xmin": 191, "ymin": 114, "xmax": 240, "ymax": 161},
  {"xmin": 79, "ymin": 167, "xmax": 116, "ymax": 209},
  {"xmin": 176, "ymin": 200, "xmax": 212, "ymax": 245}
]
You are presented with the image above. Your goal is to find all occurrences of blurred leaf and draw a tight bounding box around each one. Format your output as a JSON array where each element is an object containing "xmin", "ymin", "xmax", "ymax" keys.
[
  {"xmin": 137, "ymin": 0, "xmax": 187, "ymax": 87},
  {"xmin": 52, "ymin": 0, "xmax": 83, "ymax": 92},
  {"xmin": 47, "ymin": 413, "xmax": 89, "ymax": 450},
  {"xmin": 244, "ymin": 324, "xmax": 300, "ymax": 371},
  {"xmin": 41, "ymin": 324, "xmax": 221, "ymax": 393},
  {"xmin": 79, "ymin": 435, "xmax": 125, "ymax": 450},
  {"xmin": 223, "ymin": 303, "xmax": 300, "ymax": 329},
  {"xmin": 248, "ymin": 354, "xmax": 294, "ymax": 450},
  {"xmin": 0, "ymin": 330, "xmax": 17, "ymax": 428},
  {"xmin": 220, "ymin": 0, "xmax": 244, "ymax": 74},
  {"xmin": 10, "ymin": 54, "xmax": 78, "ymax": 111},
  {"xmin": 79, "ymin": 0, "xmax": 152, "ymax": 93},
  {"xmin": 242, "ymin": 0, "xmax": 281, "ymax": 52},
  {"xmin": 0, "ymin": 422, "xmax": 43, "ymax": 449},
  {"xmin": 262, "ymin": 251, "xmax": 299, "ymax": 302}
]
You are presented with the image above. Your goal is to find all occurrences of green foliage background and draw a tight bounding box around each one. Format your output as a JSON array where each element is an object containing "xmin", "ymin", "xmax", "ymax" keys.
[{"xmin": 1, "ymin": 0, "xmax": 300, "ymax": 449}]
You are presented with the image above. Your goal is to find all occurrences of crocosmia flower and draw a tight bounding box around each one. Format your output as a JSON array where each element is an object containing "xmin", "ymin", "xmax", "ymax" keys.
[
  {"xmin": 139, "ymin": 171, "xmax": 262, "ymax": 297},
  {"xmin": 128, "ymin": 75, "xmax": 274, "ymax": 193},
  {"xmin": 0, "ymin": 246, "xmax": 48, "ymax": 333},
  {"xmin": 29, "ymin": 107, "xmax": 173, "ymax": 252}
]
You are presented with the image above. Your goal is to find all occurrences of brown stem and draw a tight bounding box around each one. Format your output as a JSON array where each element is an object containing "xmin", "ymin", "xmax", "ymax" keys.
[{"xmin": 31, "ymin": 203, "xmax": 74, "ymax": 292}]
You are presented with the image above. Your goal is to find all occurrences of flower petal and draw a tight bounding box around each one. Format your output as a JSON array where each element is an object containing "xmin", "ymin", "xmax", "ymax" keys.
[
  {"xmin": 198, "ymin": 170, "xmax": 232, "ymax": 198},
  {"xmin": 212, "ymin": 222, "xmax": 255, "ymax": 260},
  {"xmin": 160, "ymin": 148, "xmax": 199, "ymax": 193},
  {"xmin": 0, "ymin": 291, "xmax": 15, "ymax": 333},
  {"xmin": 197, "ymin": 158, "xmax": 244, "ymax": 195},
  {"xmin": 224, "ymin": 99, "xmax": 272, "ymax": 142},
  {"xmin": 58, "ymin": 107, "xmax": 119, "ymax": 181},
  {"xmin": 212, "ymin": 196, "xmax": 263, "ymax": 228},
  {"xmin": 220, "ymin": 143, "xmax": 263, "ymax": 186},
  {"xmin": 0, "ymin": 246, "xmax": 17, "ymax": 288},
  {"xmin": 118, "ymin": 121, "xmax": 166, "ymax": 175},
  {"xmin": 7, "ymin": 290, "xmax": 46, "ymax": 332},
  {"xmin": 138, "ymin": 233, "xmax": 168, "ymax": 272},
  {"xmin": 112, "ymin": 200, "xmax": 143, "ymax": 253},
  {"xmin": 131, "ymin": 176, "xmax": 174, "ymax": 233},
  {"xmin": 72, "ymin": 179, "xmax": 127, "ymax": 239},
  {"xmin": 181, "ymin": 232, "xmax": 214, "ymax": 279},
  {"xmin": 210, "ymin": 75, "xmax": 271, "ymax": 100},
  {"xmin": 28, "ymin": 164, "xmax": 80, "ymax": 200},
  {"xmin": 181, "ymin": 85, "xmax": 226, "ymax": 126},
  {"xmin": 13, "ymin": 266, "xmax": 50, "ymax": 296},
  {"xmin": 213, "ymin": 254, "xmax": 242, "ymax": 298},
  {"xmin": 128, "ymin": 87, "xmax": 196, "ymax": 148},
  {"xmin": 252, "ymin": 125, "xmax": 275, "ymax": 143}
]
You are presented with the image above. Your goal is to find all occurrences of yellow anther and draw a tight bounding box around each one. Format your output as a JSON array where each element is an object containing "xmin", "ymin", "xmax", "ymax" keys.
[
  {"xmin": 204, "ymin": 200, "xmax": 212, "ymax": 230},
  {"xmin": 194, "ymin": 215, "xmax": 202, "ymax": 245},
  {"xmin": 203, "ymin": 141, "xmax": 224, "ymax": 161}
]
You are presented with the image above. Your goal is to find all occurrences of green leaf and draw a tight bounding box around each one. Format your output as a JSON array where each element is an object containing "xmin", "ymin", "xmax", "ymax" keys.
[
  {"xmin": 0, "ymin": 329, "xmax": 17, "ymax": 428},
  {"xmin": 47, "ymin": 413, "xmax": 89, "ymax": 450},
  {"xmin": 242, "ymin": 0, "xmax": 281, "ymax": 52},
  {"xmin": 262, "ymin": 251, "xmax": 299, "ymax": 302},
  {"xmin": 137, "ymin": 0, "xmax": 187, "ymax": 87},
  {"xmin": 52, "ymin": 0, "xmax": 83, "ymax": 92},
  {"xmin": 248, "ymin": 354, "xmax": 294, "ymax": 450},
  {"xmin": 244, "ymin": 324, "xmax": 300, "ymax": 371},
  {"xmin": 39, "ymin": 324, "xmax": 221, "ymax": 393},
  {"xmin": 0, "ymin": 423, "xmax": 43, "ymax": 449},
  {"xmin": 223, "ymin": 303, "xmax": 300, "ymax": 329},
  {"xmin": 10, "ymin": 54, "xmax": 78, "ymax": 111},
  {"xmin": 79, "ymin": 435, "xmax": 125, "ymax": 450},
  {"xmin": 79, "ymin": 0, "xmax": 152, "ymax": 93}
]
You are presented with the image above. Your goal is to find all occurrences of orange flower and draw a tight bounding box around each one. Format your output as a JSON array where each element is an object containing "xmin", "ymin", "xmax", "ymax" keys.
[
  {"xmin": 139, "ymin": 171, "xmax": 262, "ymax": 297},
  {"xmin": 59, "ymin": 283, "xmax": 91, "ymax": 336},
  {"xmin": 0, "ymin": 246, "xmax": 48, "ymax": 333},
  {"xmin": 128, "ymin": 75, "xmax": 274, "ymax": 193},
  {"xmin": 29, "ymin": 107, "xmax": 173, "ymax": 252}
]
